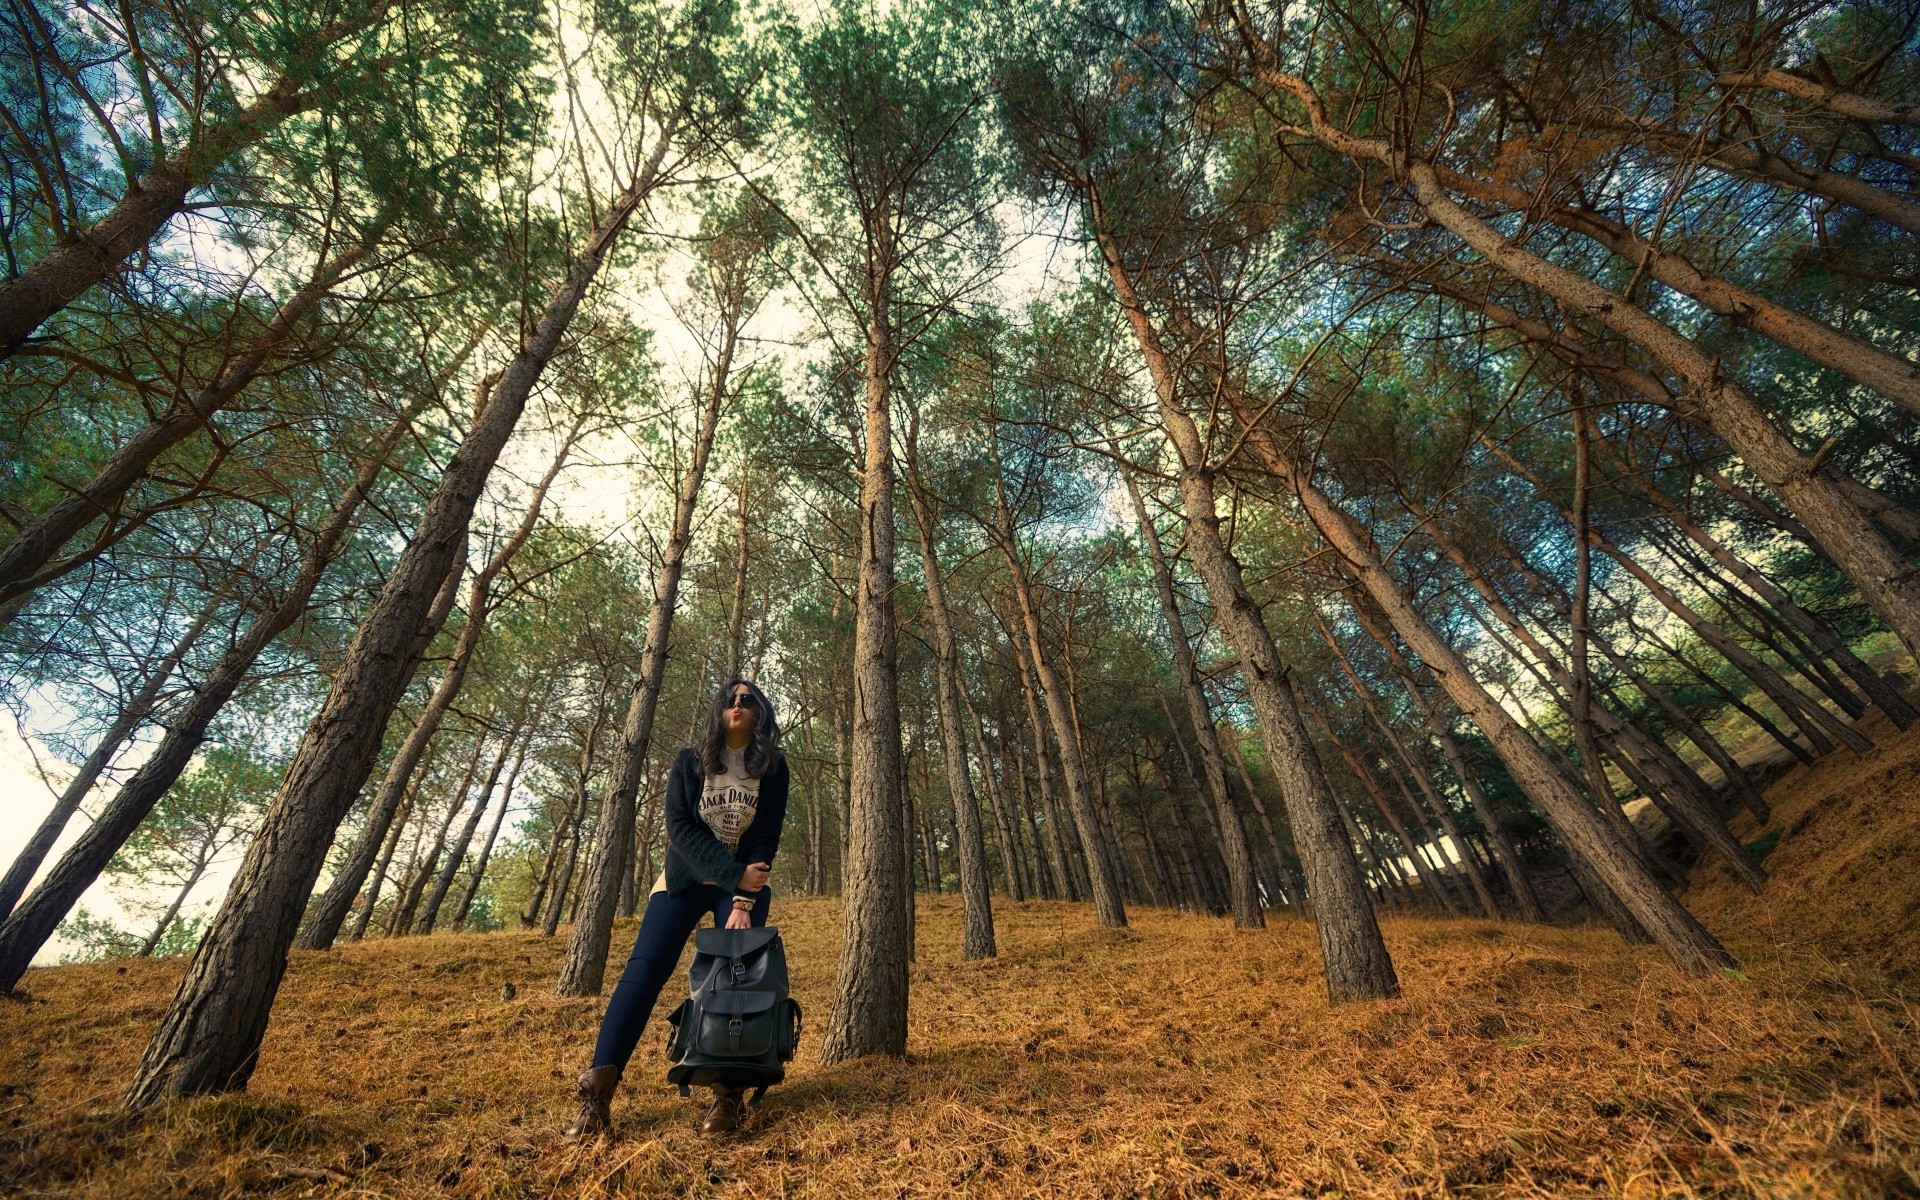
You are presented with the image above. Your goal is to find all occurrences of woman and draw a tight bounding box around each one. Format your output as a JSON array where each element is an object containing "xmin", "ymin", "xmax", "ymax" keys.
[{"xmin": 570, "ymin": 677, "xmax": 788, "ymax": 1137}]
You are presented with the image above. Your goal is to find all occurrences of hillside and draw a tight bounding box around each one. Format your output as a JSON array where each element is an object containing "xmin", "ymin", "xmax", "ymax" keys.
[{"xmin": 5, "ymin": 721, "xmax": 1920, "ymax": 1199}]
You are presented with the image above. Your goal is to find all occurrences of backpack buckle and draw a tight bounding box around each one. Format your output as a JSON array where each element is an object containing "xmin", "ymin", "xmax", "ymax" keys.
[
  {"xmin": 728, "ymin": 1015, "xmax": 743, "ymax": 1052},
  {"xmin": 730, "ymin": 956, "xmax": 747, "ymax": 985}
]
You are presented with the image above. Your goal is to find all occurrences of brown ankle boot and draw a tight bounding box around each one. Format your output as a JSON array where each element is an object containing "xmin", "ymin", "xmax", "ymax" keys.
[
  {"xmin": 699, "ymin": 1085, "xmax": 744, "ymax": 1135},
  {"xmin": 570, "ymin": 1065, "xmax": 620, "ymax": 1136}
]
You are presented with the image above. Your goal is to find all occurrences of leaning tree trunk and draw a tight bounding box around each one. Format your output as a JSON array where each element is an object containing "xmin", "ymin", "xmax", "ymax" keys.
[
  {"xmin": 453, "ymin": 724, "xmax": 534, "ymax": 932},
  {"xmin": 1613, "ymin": 459, "xmax": 1917, "ymax": 729},
  {"xmin": 0, "ymin": 389, "xmax": 431, "ymax": 993},
  {"xmin": 1312, "ymin": 613, "xmax": 1497, "ymax": 919},
  {"xmin": 121, "ymin": 163, "xmax": 658, "ymax": 1108},
  {"xmin": 392, "ymin": 730, "xmax": 489, "ymax": 937},
  {"xmin": 299, "ymin": 410, "xmax": 583, "ymax": 950},
  {"xmin": 818, "ymin": 271, "xmax": 911, "ymax": 1066},
  {"xmin": 1221, "ymin": 386, "xmax": 1735, "ymax": 972},
  {"xmin": 1412, "ymin": 504, "xmax": 1765, "ymax": 887},
  {"xmin": 1081, "ymin": 182, "xmax": 1396, "ymax": 1000},
  {"xmin": 1476, "ymin": 437, "xmax": 1873, "ymax": 757},
  {"xmin": 1116, "ymin": 457, "xmax": 1263, "ymax": 927},
  {"xmin": 0, "ymin": 243, "xmax": 369, "ymax": 605},
  {"xmin": 1340, "ymin": 599, "xmax": 1545, "ymax": 921},
  {"xmin": 0, "ymin": 0, "xmax": 391, "ymax": 360},
  {"xmin": 0, "ymin": 584, "xmax": 224, "ymax": 924},
  {"xmin": 988, "ymin": 455, "xmax": 1126, "ymax": 929},
  {"xmin": 1011, "ymin": 635, "xmax": 1080, "ymax": 901},
  {"xmin": 904, "ymin": 431, "xmax": 996, "ymax": 958},
  {"xmin": 555, "ymin": 307, "xmax": 733, "ymax": 996},
  {"xmin": 418, "ymin": 727, "xmax": 517, "ymax": 934}
]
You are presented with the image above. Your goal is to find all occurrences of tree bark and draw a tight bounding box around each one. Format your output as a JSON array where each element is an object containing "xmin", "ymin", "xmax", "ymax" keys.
[
  {"xmin": 1077, "ymin": 181, "xmax": 1393, "ymax": 998},
  {"xmin": 904, "ymin": 427, "xmax": 996, "ymax": 957},
  {"xmin": 556, "ymin": 306, "xmax": 733, "ymax": 995},
  {"xmin": 987, "ymin": 457, "xmax": 1126, "ymax": 928},
  {"xmin": 121, "ymin": 151, "xmax": 663, "ymax": 1107},
  {"xmin": 1117, "ymin": 457, "xmax": 1263, "ymax": 927},
  {"xmin": 1716, "ymin": 66, "xmax": 1920, "ymax": 128},
  {"xmin": 819, "ymin": 252, "xmax": 910, "ymax": 1065}
]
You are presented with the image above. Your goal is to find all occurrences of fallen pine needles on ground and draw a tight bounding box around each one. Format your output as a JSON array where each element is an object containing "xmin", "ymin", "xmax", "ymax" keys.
[{"xmin": 4, "ymin": 714, "xmax": 1919, "ymax": 1199}]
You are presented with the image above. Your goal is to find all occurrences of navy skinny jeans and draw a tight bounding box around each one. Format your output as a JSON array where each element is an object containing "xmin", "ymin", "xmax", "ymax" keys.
[{"xmin": 590, "ymin": 883, "xmax": 771, "ymax": 1072}]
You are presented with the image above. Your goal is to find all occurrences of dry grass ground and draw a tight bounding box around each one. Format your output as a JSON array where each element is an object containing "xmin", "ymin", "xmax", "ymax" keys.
[{"xmin": 5, "ymin": 719, "xmax": 1920, "ymax": 1198}]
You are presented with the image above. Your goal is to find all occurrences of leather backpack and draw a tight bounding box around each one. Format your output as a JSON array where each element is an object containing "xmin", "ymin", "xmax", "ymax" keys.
[{"xmin": 664, "ymin": 926, "xmax": 801, "ymax": 1104}]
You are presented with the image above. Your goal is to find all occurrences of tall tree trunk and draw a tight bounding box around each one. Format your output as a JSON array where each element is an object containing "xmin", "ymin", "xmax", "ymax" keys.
[
  {"xmin": 965, "ymin": 697, "xmax": 1027, "ymax": 901},
  {"xmin": 453, "ymin": 724, "xmax": 534, "ymax": 932},
  {"xmin": 1118, "ymin": 462, "xmax": 1263, "ymax": 926},
  {"xmin": 120, "ymin": 146, "xmax": 669, "ymax": 1107},
  {"xmin": 0, "ymin": 584, "xmax": 224, "ymax": 924},
  {"xmin": 0, "ymin": 386, "xmax": 432, "ymax": 993},
  {"xmin": 0, "ymin": 243, "xmax": 369, "ymax": 605},
  {"xmin": 1010, "ymin": 728, "xmax": 1057, "ymax": 898},
  {"xmin": 987, "ymin": 465, "xmax": 1124, "ymax": 926},
  {"xmin": 1622, "ymin": 474, "xmax": 1916, "ymax": 726},
  {"xmin": 1080, "ymin": 181, "xmax": 1394, "ymax": 998},
  {"xmin": 355, "ymin": 760, "xmax": 432, "ymax": 943},
  {"xmin": 392, "ymin": 733, "xmax": 488, "ymax": 937},
  {"xmin": 1009, "ymin": 636, "xmax": 1078, "ymax": 900},
  {"xmin": 1433, "ymin": 167, "xmax": 1920, "ymax": 418},
  {"xmin": 1415, "ymin": 505, "xmax": 1764, "ymax": 886},
  {"xmin": 419, "ymin": 727, "xmax": 516, "ymax": 934},
  {"xmin": 1311, "ymin": 613, "xmax": 1497, "ymax": 918},
  {"xmin": 300, "ymin": 415, "xmax": 583, "ymax": 949},
  {"xmin": 556, "ymin": 300, "xmax": 734, "ymax": 995},
  {"xmin": 904, "ymin": 430, "xmax": 995, "ymax": 956},
  {"xmin": 727, "ymin": 459, "xmax": 751, "ymax": 678},
  {"xmin": 1225, "ymin": 731, "xmax": 1300, "ymax": 907},
  {"xmin": 1341, "ymin": 600, "xmax": 1546, "ymax": 921},
  {"xmin": 1477, "ymin": 438, "xmax": 1874, "ymax": 756},
  {"xmin": 819, "ymin": 258, "xmax": 910, "ymax": 1066}
]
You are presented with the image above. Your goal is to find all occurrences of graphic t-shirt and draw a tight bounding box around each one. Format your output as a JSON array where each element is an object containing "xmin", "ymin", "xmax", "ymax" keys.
[{"xmin": 652, "ymin": 745, "xmax": 762, "ymax": 895}]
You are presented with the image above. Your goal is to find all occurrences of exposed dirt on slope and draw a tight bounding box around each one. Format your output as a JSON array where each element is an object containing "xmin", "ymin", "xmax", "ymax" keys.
[{"xmin": 3, "ymin": 726, "xmax": 1918, "ymax": 1198}]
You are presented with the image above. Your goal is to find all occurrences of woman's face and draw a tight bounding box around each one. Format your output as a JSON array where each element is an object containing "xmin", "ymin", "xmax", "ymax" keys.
[{"xmin": 723, "ymin": 686, "xmax": 759, "ymax": 739}]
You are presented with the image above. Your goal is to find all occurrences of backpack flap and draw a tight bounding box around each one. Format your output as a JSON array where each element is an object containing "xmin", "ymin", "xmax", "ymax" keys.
[{"xmin": 695, "ymin": 988, "xmax": 780, "ymax": 1057}]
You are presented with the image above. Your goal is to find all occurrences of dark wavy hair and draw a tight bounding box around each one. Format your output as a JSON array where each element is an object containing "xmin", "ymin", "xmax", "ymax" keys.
[{"xmin": 699, "ymin": 677, "xmax": 782, "ymax": 778}]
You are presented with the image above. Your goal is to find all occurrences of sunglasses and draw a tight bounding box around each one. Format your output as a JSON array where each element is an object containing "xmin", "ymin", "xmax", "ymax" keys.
[{"xmin": 727, "ymin": 692, "xmax": 760, "ymax": 712}]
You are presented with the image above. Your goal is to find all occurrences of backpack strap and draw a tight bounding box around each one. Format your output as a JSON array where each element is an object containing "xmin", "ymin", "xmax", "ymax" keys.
[
  {"xmin": 747, "ymin": 1085, "xmax": 767, "ymax": 1107},
  {"xmin": 677, "ymin": 1083, "xmax": 690, "ymax": 1097}
]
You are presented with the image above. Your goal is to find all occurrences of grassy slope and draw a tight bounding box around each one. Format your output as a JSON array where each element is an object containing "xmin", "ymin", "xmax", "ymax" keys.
[{"xmin": 3, "ymin": 720, "xmax": 1919, "ymax": 1198}]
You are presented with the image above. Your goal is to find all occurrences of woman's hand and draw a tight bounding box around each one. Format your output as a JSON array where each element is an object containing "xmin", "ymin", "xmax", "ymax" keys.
[
  {"xmin": 725, "ymin": 905, "xmax": 753, "ymax": 930},
  {"xmin": 739, "ymin": 862, "xmax": 771, "ymax": 892}
]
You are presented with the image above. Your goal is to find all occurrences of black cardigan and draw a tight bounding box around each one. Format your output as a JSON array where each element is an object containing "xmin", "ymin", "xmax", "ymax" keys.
[{"xmin": 661, "ymin": 746, "xmax": 788, "ymax": 897}]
